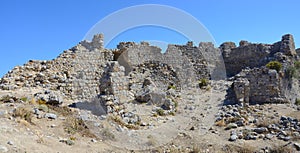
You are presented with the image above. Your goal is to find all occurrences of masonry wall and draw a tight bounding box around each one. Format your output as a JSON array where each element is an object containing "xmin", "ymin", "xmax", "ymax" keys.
[
  {"xmin": 0, "ymin": 34, "xmax": 114, "ymax": 101},
  {"xmin": 117, "ymin": 42, "xmax": 212, "ymax": 88},
  {"xmin": 221, "ymin": 34, "xmax": 297, "ymax": 77},
  {"xmin": 233, "ymin": 67, "xmax": 289, "ymax": 105}
]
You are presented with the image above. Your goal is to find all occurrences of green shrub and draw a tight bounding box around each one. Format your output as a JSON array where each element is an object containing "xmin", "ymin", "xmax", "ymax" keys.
[
  {"xmin": 295, "ymin": 61, "xmax": 300, "ymax": 69},
  {"xmin": 156, "ymin": 109, "xmax": 165, "ymax": 116},
  {"xmin": 286, "ymin": 66, "xmax": 297, "ymax": 78},
  {"xmin": 20, "ymin": 97, "xmax": 28, "ymax": 102},
  {"xmin": 199, "ymin": 78, "xmax": 209, "ymax": 88},
  {"xmin": 266, "ymin": 61, "xmax": 282, "ymax": 72},
  {"xmin": 286, "ymin": 61, "xmax": 300, "ymax": 78},
  {"xmin": 174, "ymin": 100, "xmax": 178, "ymax": 108},
  {"xmin": 295, "ymin": 98, "xmax": 300, "ymax": 106},
  {"xmin": 167, "ymin": 85, "xmax": 176, "ymax": 90}
]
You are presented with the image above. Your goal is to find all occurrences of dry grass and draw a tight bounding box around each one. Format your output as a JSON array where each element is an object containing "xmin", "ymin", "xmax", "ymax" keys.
[
  {"xmin": 46, "ymin": 105, "xmax": 95, "ymax": 138},
  {"xmin": 190, "ymin": 146, "xmax": 201, "ymax": 153},
  {"xmin": 35, "ymin": 131, "xmax": 45, "ymax": 144},
  {"xmin": 146, "ymin": 135, "xmax": 157, "ymax": 146},
  {"xmin": 288, "ymin": 111, "xmax": 300, "ymax": 121},
  {"xmin": 189, "ymin": 143, "xmax": 217, "ymax": 153},
  {"xmin": 215, "ymin": 119, "xmax": 226, "ymax": 127},
  {"xmin": 48, "ymin": 105, "xmax": 73, "ymax": 116},
  {"xmin": 222, "ymin": 144, "xmax": 256, "ymax": 153},
  {"xmin": 236, "ymin": 144, "xmax": 256, "ymax": 153},
  {"xmin": 269, "ymin": 144, "xmax": 294, "ymax": 153},
  {"xmin": 222, "ymin": 144, "xmax": 236, "ymax": 153},
  {"xmin": 108, "ymin": 115, "xmax": 139, "ymax": 130}
]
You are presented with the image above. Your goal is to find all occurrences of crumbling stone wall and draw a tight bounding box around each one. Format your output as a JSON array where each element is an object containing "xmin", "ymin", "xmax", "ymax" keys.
[
  {"xmin": 117, "ymin": 41, "xmax": 213, "ymax": 88},
  {"xmin": 228, "ymin": 34, "xmax": 299, "ymax": 105},
  {"xmin": 0, "ymin": 34, "xmax": 113, "ymax": 101},
  {"xmin": 1, "ymin": 33, "xmax": 298, "ymax": 107},
  {"xmin": 98, "ymin": 61, "xmax": 131, "ymax": 114},
  {"xmin": 233, "ymin": 67, "xmax": 288, "ymax": 104},
  {"xmin": 222, "ymin": 34, "xmax": 296, "ymax": 77},
  {"xmin": 296, "ymin": 48, "xmax": 300, "ymax": 57}
]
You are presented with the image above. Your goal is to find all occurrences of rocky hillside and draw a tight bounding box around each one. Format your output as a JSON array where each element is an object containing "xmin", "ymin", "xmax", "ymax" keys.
[{"xmin": 0, "ymin": 34, "xmax": 300, "ymax": 152}]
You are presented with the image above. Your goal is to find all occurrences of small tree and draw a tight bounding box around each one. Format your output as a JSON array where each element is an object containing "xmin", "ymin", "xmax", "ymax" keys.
[{"xmin": 266, "ymin": 61, "xmax": 282, "ymax": 72}]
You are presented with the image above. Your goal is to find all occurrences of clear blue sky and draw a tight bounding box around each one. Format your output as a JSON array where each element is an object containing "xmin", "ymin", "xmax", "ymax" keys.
[{"xmin": 1, "ymin": 0, "xmax": 299, "ymax": 77}]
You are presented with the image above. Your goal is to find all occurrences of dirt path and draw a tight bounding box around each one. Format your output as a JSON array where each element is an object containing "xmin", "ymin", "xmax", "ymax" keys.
[{"xmin": 89, "ymin": 81, "xmax": 228, "ymax": 151}]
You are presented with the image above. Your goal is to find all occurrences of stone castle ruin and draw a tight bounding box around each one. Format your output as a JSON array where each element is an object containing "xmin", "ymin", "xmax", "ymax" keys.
[
  {"xmin": 0, "ymin": 34, "xmax": 217, "ymax": 101},
  {"xmin": 0, "ymin": 33, "xmax": 300, "ymax": 117},
  {"xmin": 222, "ymin": 34, "xmax": 300, "ymax": 105}
]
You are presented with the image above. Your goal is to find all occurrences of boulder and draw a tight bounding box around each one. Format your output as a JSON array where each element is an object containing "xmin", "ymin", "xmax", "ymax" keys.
[
  {"xmin": 34, "ymin": 90, "xmax": 63, "ymax": 105},
  {"xmin": 44, "ymin": 113, "xmax": 57, "ymax": 119}
]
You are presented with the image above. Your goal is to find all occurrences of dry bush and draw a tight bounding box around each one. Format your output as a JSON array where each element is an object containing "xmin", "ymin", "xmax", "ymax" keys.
[
  {"xmin": 64, "ymin": 116, "xmax": 96, "ymax": 138},
  {"xmin": 43, "ymin": 105, "xmax": 96, "ymax": 138},
  {"xmin": 256, "ymin": 117, "xmax": 277, "ymax": 127},
  {"xmin": 108, "ymin": 115, "xmax": 139, "ymax": 130},
  {"xmin": 101, "ymin": 128, "xmax": 115, "ymax": 141},
  {"xmin": 13, "ymin": 107, "xmax": 33, "ymax": 123},
  {"xmin": 226, "ymin": 117, "xmax": 240, "ymax": 124},
  {"xmin": 215, "ymin": 119, "xmax": 226, "ymax": 127}
]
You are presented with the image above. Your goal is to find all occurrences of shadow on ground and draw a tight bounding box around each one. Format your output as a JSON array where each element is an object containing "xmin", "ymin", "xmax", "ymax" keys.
[{"xmin": 69, "ymin": 98, "xmax": 106, "ymax": 116}]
